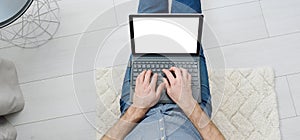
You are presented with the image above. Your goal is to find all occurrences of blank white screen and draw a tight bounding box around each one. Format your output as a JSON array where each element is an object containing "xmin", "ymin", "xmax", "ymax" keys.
[{"xmin": 133, "ymin": 17, "xmax": 199, "ymax": 54}]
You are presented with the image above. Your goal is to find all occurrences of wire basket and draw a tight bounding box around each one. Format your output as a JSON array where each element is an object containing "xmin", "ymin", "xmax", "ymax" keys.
[{"xmin": 0, "ymin": 0, "xmax": 60, "ymax": 48}]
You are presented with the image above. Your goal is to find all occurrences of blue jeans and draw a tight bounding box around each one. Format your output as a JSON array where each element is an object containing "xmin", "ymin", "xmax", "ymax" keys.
[{"xmin": 120, "ymin": 0, "xmax": 211, "ymax": 117}]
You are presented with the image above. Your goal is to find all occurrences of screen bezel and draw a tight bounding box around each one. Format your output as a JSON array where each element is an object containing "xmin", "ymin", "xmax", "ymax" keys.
[{"xmin": 129, "ymin": 14, "xmax": 203, "ymax": 56}]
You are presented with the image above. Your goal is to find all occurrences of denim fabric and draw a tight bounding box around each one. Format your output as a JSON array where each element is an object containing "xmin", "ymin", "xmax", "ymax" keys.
[
  {"xmin": 137, "ymin": 0, "xmax": 202, "ymax": 13},
  {"xmin": 138, "ymin": 0, "xmax": 169, "ymax": 13},
  {"xmin": 119, "ymin": 0, "xmax": 211, "ymax": 139},
  {"xmin": 172, "ymin": 0, "xmax": 202, "ymax": 13},
  {"xmin": 125, "ymin": 104, "xmax": 202, "ymax": 140}
]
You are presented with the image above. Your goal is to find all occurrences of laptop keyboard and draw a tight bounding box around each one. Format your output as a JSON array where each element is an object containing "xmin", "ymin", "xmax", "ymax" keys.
[{"xmin": 132, "ymin": 61, "xmax": 199, "ymax": 87}]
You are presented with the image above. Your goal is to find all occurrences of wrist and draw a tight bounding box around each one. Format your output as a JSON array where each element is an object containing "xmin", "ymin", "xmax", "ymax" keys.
[
  {"xmin": 180, "ymin": 98, "xmax": 197, "ymax": 116},
  {"xmin": 189, "ymin": 104, "xmax": 211, "ymax": 129},
  {"xmin": 122, "ymin": 106, "xmax": 148, "ymax": 123}
]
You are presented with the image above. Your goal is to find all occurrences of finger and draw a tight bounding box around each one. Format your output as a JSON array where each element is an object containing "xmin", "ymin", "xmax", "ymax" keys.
[
  {"xmin": 135, "ymin": 72, "xmax": 143, "ymax": 84},
  {"xmin": 156, "ymin": 83, "xmax": 165, "ymax": 97},
  {"xmin": 143, "ymin": 70, "xmax": 152, "ymax": 85},
  {"xmin": 137, "ymin": 70, "xmax": 146, "ymax": 84},
  {"xmin": 162, "ymin": 69, "xmax": 175, "ymax": 82},
  {"xmin": 163, "ymin": 78, "xmax": 170, "ymax": 89},
  {"xmin": 181, "ymin": 68, "xmax": 188, "ymax": 81},
  {"xmin": 188, "ymin": 73, "xmax": 192, "ymax": 84},
  {"xmin": 170, "ymin": 67, "xmax": 182, "ymax": 79},
  {"xmin": 150, "ymin": 73, "xmax": 158, "ymax": 88}
]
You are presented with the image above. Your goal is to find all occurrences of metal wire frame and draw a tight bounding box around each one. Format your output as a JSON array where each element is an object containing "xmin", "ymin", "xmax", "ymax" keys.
[{"xmin": 0, "ymin": 0, "xmax": 60, "ymax": 48}]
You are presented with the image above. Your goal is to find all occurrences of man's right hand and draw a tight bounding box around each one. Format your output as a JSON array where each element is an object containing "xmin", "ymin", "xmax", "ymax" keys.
[
  {"xmin": 162, "ymin": 67, "xmax": 197, "ymax": 116},
  {"xmin": 133, "ymin": 70, "xmax": 165, "ymax": 110}
]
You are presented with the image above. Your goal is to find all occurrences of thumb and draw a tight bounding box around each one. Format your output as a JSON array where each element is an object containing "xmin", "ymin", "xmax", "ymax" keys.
[{"xmin": 156, "ymin": 83, "xmax": 165, "ymax": 97}]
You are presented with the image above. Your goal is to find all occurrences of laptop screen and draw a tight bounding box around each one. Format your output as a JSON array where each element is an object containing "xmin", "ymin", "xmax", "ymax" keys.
[{"xmin": 130, "ymin": 15, "xmax": 203, "ymax": 55}]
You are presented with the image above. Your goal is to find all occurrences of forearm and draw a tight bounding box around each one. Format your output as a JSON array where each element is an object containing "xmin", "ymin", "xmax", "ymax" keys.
[
  {"xmin": 101, "ymin": 106, "xmax": 147, "ymax": 140},
  {"xmin": 188, "ymin": 103, "xmax": 225, "ymax": 140}
]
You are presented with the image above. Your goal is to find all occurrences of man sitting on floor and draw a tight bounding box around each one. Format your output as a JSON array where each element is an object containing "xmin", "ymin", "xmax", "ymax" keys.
[{"xmin": 101, "ymin": 0, "xmax": 224, "ymax": 139}]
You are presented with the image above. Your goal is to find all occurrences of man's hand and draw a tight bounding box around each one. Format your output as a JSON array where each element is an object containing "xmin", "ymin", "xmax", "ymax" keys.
[
  {"xmin": 162, "ymin": 67, "xmax": 197, "ymax": 116},
  {"xmin": 101, "ymin": 70, "xmax": 165, "ymax": 140},
  {"xmin": 163, "ymin": 67, "xmax": 225, "ymax": 140},
  {"xmin": 133, "ymin": 70, "xmax": 165, "ymax": 110}
]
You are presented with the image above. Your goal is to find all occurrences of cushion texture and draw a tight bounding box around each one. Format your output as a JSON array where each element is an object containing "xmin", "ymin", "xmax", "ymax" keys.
[
  {"xmin": 0, "ymin": 117, "xmax": 17, "ymax": 140},
  {"xmin": 0, "ymin": 58, "xmax": 24, "ymax": 116}
]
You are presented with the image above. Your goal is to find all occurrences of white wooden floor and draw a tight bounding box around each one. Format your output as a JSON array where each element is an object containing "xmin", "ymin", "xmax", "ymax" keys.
[{"xmin": 1, "ymin": 0, "xmax": 300, "ymax": 139}]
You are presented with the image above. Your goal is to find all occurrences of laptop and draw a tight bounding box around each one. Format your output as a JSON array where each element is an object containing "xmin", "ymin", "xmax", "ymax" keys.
[{"xmin": 129, "ymin": 14, "xmax": 203, "ymax": 103}]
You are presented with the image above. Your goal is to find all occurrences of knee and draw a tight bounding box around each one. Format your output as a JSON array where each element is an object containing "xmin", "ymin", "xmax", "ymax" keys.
[
  {"xmin": 172, "ymin": 0, "xmax": 202, "ymax": 13},
  {"xmin": 200, "ymin": 101, "xmax": 212, "ymax": 118},
  {"xmin": 138, "ymin": 0, "xmax": 169, "ymax": 13}
]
